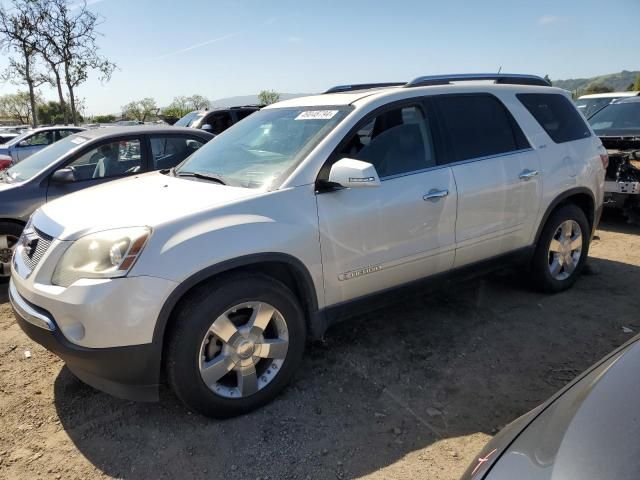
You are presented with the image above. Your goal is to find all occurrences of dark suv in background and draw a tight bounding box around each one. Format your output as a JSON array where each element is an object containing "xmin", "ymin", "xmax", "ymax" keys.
[{"xmin": 173, "ymin": 105, "xmax": 260, "ymax": 134}]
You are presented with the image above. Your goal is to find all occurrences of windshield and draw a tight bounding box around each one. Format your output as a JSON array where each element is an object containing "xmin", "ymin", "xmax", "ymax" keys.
[
  {"xmin": 588, "ymin": 102, "xmax": 640, "ymax": 136},
  {"xmin": 176, "ymin": 107, "xmax": 351, "ymax": 189},
  {"xmin": 3, "ymin": 135, "xmax": 86, "ymax": 183},
  {"xmin": 175, "ymin": 111, "xmax": 206, "ymax": 127}
]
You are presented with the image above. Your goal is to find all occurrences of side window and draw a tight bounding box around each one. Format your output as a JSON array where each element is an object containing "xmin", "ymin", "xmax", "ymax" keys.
[
  {"xmin": 434, "ymin": 94, "xmax": 527, "ymax": 163},
  {"xmin": 150, "ymin": 136, "xmax": 204, "ymax": 170},
  {"xmin": 517, "ymin": 93, "xmax": 591, "ymax": 143},
  {"xmin": 67, "ymin": 139, "xmax": 142, "ymax": 181},
  {"xmin": 339, "ymin": 105, "xmax": 436, "ymax": 178},
  {"xmin": 57, "ymin": 129, "xmax": 76, "ymax": 140},
  {"xmin": 235, "ymin": 110, "xmax": 256, "ymax": 121},
  {"xmin": 207, "ymin": 112, "xmax": 234, "ymax": 135},
  {"xmin": 22, "ymin": 131, "xmax": 54, "ymax": 147}
]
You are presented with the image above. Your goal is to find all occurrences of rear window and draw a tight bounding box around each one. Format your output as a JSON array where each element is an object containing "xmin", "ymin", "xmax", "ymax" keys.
[
  {"xmin": 518, "ymin": 93, "xmax": 591, "ymax": 143},
  {"xmin": 434, "ymin": 94, "xmax": 529, "ymax": 163}
]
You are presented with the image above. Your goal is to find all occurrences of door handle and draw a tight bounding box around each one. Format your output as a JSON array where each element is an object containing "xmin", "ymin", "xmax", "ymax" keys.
[
  {"xmin": 519, "ymin": 169, "xmax": 539, "ymax": 181},
  {"xmin": 423, "ymin": 189, "xmax": 449, "ymax": 201}
]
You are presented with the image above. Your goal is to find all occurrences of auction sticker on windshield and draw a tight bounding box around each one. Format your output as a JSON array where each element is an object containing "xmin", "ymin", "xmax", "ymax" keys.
[
  {"xmin": 70, "ymin": 137, "xmax": 88, "ymax": 145},
  {"xmin": 295, "ymin": 110, "xmax": 339, "ymax": 120}
]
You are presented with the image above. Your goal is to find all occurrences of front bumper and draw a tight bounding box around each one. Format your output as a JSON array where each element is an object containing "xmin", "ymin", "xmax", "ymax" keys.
[{"xmin": 10, "ymin": 279, "xmax": 161, "ymax": 401}]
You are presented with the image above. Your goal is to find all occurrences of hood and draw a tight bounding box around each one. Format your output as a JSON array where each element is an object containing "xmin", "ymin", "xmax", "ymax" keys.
[
  {"xmin": 482, "ymin": 337, "xmax": 640, "ymax": 480},
  {"xmin": 33, "ymin": 172, "xmax": 260, "ymax": 240}
]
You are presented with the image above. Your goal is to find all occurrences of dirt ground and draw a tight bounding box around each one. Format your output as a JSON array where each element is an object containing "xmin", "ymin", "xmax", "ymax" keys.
[{"xmin": 1, "ymin": 214, "xmax": 639, "ymax": 480}]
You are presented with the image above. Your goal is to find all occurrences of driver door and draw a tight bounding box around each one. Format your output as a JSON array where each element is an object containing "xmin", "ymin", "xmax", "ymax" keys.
[{"xmin": 46, "ymin": 137, "xmax": 145, "ymax": 202}]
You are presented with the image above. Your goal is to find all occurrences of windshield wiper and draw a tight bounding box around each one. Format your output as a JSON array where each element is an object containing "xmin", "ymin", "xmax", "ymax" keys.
[{"xmin": 176, "ymin": 170, "xmax": 227, "ymax": 185}]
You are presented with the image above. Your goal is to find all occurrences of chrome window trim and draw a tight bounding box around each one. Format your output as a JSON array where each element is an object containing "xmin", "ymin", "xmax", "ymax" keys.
[{"xmin": 379, "ymin": 147, "xmax": 534, "ymax": 182}]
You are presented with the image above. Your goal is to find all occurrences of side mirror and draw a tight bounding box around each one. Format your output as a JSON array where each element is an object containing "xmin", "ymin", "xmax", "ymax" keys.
[
  {"xmin": 50, "ymin": 168, "xmax": 75, "ymax": 184},
  {"xmin": 18, "ymin": 140, "xmax": 29, "ymax": 148},
  {"xmin": 328, "ymin": 158, "xmax": 381, "ymax": 188},
  {"xmin": 201, "ymin": 124, "xmax": 213, "ymax": 132}
]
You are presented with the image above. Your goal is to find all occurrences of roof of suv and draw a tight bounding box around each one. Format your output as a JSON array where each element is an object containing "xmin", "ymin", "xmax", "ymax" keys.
[
  {"xmin": 270, "ymin": 83, "xmax": 565, "ymax": 109},
  {"xmin": 72, "ymin": 125, "xmax": 214, "ymax": 140}
]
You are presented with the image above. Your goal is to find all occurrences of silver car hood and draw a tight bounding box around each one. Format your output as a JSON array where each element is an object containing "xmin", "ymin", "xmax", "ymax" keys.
[
  {"xmin": 33, "ymin": 171, "xmax": 260, "ymax": 241},
  {"xmin": 485, "ymin": 338, "xmax": 640, "ymax": 479}
]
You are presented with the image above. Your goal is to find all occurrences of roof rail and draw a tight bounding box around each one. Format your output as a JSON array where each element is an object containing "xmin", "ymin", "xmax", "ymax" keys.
[
  {"xmin": 405, "ymin": 73, "xmax": 551, "ymax": 88},
  {"xmin": 324, "ymin": 82, "xmax": 405, "ymax": 94}
]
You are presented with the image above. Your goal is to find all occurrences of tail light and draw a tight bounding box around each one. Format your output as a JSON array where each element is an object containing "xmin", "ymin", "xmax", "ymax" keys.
[
  {"xmin": 0, "ymin": 157, "xmax": 12, "ymax": 171},
  {"xmin": 597, "ymin": 145, "xmax": 609, "ymax": 169}
]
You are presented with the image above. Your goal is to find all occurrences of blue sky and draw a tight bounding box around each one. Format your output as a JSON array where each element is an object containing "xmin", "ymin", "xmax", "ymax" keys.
[{"xmin": 0, "ymin": 0, "xmax": 638, "ymax": 114}]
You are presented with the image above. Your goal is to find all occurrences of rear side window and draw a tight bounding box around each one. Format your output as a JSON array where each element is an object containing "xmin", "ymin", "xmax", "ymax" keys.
[
  {"xmin": 517, "ymin": 93, "xmax": 591, "ymax": 143},
  {"xmin": 434, "ymin": 94, "xmax": 529, "ymax": 163}
]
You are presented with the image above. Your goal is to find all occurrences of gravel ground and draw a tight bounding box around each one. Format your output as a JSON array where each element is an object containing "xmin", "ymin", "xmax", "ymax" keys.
[{"xmin": 1, "ymin": 214, "xmax": 639, "ymax": 480}]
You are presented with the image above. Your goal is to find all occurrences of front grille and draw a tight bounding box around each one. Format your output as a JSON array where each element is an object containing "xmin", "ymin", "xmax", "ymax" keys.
[{"xmin": 20, "ymin": 228, "xmax": 53, "ymax": 273}]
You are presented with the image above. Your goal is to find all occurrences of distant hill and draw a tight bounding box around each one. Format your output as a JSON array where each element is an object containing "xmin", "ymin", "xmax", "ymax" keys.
[
  {"xmin": 210, "ymin": 93, "xmax": 314, "ymax": 107},
  {"xmin": 552, "ymin": 70, "xmax": 640, "ymax": 93}
]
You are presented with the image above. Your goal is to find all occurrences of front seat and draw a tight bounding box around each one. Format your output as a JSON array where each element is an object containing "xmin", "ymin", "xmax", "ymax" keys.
[{"xmin": 92, "ymin": 148, "xmax": 121, "ymax": 179}]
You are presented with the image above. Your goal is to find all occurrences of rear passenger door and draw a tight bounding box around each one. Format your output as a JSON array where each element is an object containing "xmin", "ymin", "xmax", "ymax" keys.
[
  {"xmin": 148, "ymin": 135, "xmax": 206, "ymax": 170},
  {"xmin": 432, "ymin": 94, "xmax": 542, "ymax": 266}
]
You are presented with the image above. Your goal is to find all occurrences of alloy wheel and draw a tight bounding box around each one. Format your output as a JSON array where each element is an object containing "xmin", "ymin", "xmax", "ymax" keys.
[
  {"xmin": 0, "ymin": 233, "xmax": 19, "ymax": 278},
  {"xmin": 548, "ymin": 220, "xmax": 583, "ymax": 281},
  {"xmin": 198, "ymin": 301, "xmax": 289, "ymax": 399}
]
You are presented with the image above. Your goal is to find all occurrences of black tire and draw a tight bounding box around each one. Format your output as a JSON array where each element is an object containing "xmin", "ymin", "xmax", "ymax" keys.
[
  {"xmin": 530, "ymin": 204, "xmax": 590, "ymax": 293},
  {"xmin": 165, "ymin": 273, "xmax": 306, "ymax": 418},
  {"xmin": 0, "ymin": 222, "xmax": 23, "ymax": 283}
]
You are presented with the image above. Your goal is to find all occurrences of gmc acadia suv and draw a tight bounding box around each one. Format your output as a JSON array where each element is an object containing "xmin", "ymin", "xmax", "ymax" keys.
[{"xmin": 9, "ymin": 74, "xmax": 606, "ymax": 418}]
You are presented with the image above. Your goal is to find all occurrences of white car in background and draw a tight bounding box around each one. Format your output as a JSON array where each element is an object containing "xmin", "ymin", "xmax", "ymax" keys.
[
  {"xmin": 10, "ymin": 73, "xmax": 606, "ymax": 418},
  {"xmin": 575, "ymin": 91, "xmax": 640, "ymax": 118}
]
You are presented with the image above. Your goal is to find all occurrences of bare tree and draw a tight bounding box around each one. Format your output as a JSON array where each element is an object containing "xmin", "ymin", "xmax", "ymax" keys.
[
  {"xmin": 0, "ymin": 1, "xmax": 47, "ymax": 127},
  {"xmin": 33, "ymin": 0, "xmax": 116, "ymax": 125}
]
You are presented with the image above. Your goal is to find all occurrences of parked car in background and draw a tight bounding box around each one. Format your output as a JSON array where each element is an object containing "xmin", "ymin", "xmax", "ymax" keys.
[
  {"xmin": 588, "ymin": 97, "xmax": 640, "ymax": 223},
  {"xmin": 9, "ymin": 74, "xmax": 605, "ymax": 418},
  {"xmin": 174, "ymin": 105, "xmax": 260, "ymax": 134},
  {"xmin": 0, "ymin": 126, "xmax": 86, "ymax": 165},
  {"xmin": 575, "ymin": 91, "xmax": 640, "ymax": 118},
  {"xmin": 0, "ymin": 131, "xmax": 19, "ymax": 144},
  {"xmin": 462, "ymin": 334, "xmax": 640, "ymax": 480},
  {"xmin": 0, "ymin": 126, "xmax": 213, "ymax": 279}
]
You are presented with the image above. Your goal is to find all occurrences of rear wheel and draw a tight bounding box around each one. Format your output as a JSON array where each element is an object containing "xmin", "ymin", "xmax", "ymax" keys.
[
  {"xmin": 0, "ymin": 222, "xmax": 23, "ymax": 282},
  {"xmin": 531, "ymin": 204, "xmax": 590, "ymax": 292},
  {"xmin": 166, "ymin": 274, "xmax": 306, "ymax": 418}
]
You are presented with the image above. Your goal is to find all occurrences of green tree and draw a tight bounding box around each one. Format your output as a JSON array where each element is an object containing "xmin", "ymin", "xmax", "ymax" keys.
[
  {"xmin": 122, "ymin": 97, "xmax": 158, "ymax": 122},
  {"xmin": 0, "ymin": 91, "xmax": 42, "ymax": 124},
  {"xmin": 258, "ymin": 89, "xmax": 280, "ymax": 105},
  {"xmin": 162, "ymin": 96, "xmax": 190, "ymax": 119},
  {"xmin": 188, "ymin": 94, "xmax": 209, "ymax": 110},
  {"xmin": 632, "ymin": 74, "xmax": 640, "ymax": 91},
  {"xmin": 93, "ymin": 114, "xmax": 116, "ymax": 123},
  {"xmin": 583, "ymin": 83, "xmax": 613, "ymax": 95}
]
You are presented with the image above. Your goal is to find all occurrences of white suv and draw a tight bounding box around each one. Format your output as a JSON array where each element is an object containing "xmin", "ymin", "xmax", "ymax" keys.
[{"xmin": 9, "ymin": 74, "xmax": 606, "ymax": 417}]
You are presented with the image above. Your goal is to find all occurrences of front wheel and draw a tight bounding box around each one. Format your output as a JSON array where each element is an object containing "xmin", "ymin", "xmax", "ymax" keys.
[
  {"xmin": 166, "ymin": 274, "xmax": 306, "ymax": 418},
  {"xmin": 0, "ymin": 222, "xmax": 23, "ymax": 283},
  {"xmin": 530, "ymin": 204, "xmax": 590, "ymax": 293}
]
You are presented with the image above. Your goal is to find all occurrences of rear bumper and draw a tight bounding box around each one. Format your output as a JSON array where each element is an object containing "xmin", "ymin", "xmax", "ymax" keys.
[{"xmin": 10, "ymin": 279, "xmax": 160, "ymax": 401}]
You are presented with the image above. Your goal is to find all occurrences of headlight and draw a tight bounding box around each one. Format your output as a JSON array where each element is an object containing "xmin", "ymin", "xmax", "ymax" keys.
[{"xmin": 52, "ymin": 227, "xmax": 151, "ymax": 287}]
